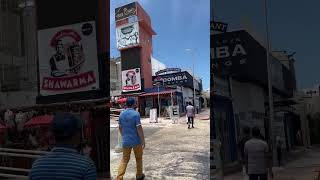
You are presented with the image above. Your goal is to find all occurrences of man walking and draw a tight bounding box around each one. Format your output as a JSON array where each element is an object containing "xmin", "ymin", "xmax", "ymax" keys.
[
  {"xmin": 186, "ymin": 102, "xmax": 195, "ymax": 129},
  {"xmin": 117, "ymin": 98, "xmax": 145, "ymax": 180},
  {"xmin": 244, "ymin": 127, "xmax": 273, "ymax": 180},
  {"xmin": 238, "ymin": 126, "xmax": 251, "ymax": 177},
  {"xmin": 29, "ymin": 112, "xmax": 97, "ymax": 180}
]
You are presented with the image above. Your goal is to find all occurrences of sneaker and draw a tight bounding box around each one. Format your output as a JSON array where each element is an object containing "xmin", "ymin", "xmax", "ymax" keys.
[
  {"xmin": 136, "ymin": 174, "xmax": 145, "ymax": 180},
  {"xmin": 192, "ymin": 126, "xmax": 194, "ymax": 128}
]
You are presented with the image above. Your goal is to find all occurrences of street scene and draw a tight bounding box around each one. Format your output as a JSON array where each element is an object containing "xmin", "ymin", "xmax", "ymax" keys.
[
  {"xmin": 110, "ymin": 110, "xmax": 210, "ymax": 180},
  {"xmin": 110, "ymin": 0, "xmax": 210, "ymax": 179},
  {"xmin": 211, "ymin": 0, "xmax": 320, "ymax": 180}
]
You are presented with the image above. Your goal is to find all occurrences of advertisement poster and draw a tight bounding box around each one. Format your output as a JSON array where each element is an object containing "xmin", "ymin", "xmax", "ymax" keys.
[
  {"xmin": 116, "ymin": 22, "xmax": 140, "ymax": 50},
  {"xmin": 37, "ymin": 21, "xmax": 99, "ymax": 96},
  {"xmin": 122, "ymin": 68, "xmax": 141, "ymax": 92}
]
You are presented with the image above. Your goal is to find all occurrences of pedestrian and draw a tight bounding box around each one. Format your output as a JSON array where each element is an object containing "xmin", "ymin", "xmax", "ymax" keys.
[
  {"xmin": 296, "ymin": 130, "xmax": 302, "ymax": 146},
  {"xmin": 244, "ymin": 127, "xmax": 273, "ymax": 180},
  {"xmin": 117, "ymin": 98, "xmax": 145, "ymax": 180},
  {"xmin": 29, "ymin": 112, "xmax": 96, "ymax": 180},
  {"xmin": 276, "ymin": 136, "xmax": 282, "ymax": 167},
  {"xmin": 238, "ymin": 126, "xmax": 251, "ymax": 178},
  {"xmin": 186, "ymin": 102, "xmax": 195, "ymax": 129}
]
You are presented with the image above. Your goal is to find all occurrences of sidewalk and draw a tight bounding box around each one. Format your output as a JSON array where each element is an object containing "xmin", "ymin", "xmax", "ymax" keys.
[
  {"xmin": 110, "ymin": 108, "xmax": 210, "ymax": 128},
  {"xmin": 224, "ymin": 147, "xmax": 320, "ymax": 180},
  {"xmin": 110, "ymin": 109, "xmax": 210, "ymax": 179}
]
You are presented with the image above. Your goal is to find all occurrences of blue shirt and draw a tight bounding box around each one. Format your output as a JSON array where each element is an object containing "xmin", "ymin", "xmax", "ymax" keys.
[
  {"xmin": 29, "ymin": 146, "xmax": 97, "ymax": 180},
  {"xmin": 119, "ymin": 108, "xmax": 141, "ymax": 147}
]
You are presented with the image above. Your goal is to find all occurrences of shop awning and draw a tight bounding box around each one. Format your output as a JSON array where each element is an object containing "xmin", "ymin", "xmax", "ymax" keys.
[
  {"xmin": 139, "ymin": 91, "xmax": 175, "ymax": 97},
  {"xmin": 24, "ymin": 115, "xmax": 53, "ymax": 128},
  {"xmin": 118, "ymin": 98, "xmax": 127, "ymax": 104}
]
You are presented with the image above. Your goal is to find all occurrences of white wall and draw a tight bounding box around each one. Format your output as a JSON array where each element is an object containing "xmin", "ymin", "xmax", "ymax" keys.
[
  {"xmin": 232, "ymin": 80, "xmax": 266, "ymax": 134},
  {"xmin": 151, "ymin": 56, "xmax": 166, "ymax": 76}
]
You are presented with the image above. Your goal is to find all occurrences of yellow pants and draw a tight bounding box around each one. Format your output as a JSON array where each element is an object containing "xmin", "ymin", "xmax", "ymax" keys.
[{"xmin": 116, "ymin": 144, "xmax": 143, "ymax": 180}]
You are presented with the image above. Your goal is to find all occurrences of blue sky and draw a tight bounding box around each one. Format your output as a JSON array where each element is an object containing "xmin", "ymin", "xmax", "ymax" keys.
[
  {"xmin": 213, "ymin": 0, "xmax": 320, "ymax": 90},
  {"xmin": 110, "ymin": 0, "xmax": 210, "ymax": 90}
]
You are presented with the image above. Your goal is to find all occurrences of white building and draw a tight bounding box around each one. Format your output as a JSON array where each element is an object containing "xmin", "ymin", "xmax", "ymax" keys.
[{"xmin": 151, "ymin": 56, "xmax": 166, "ymax": 76}]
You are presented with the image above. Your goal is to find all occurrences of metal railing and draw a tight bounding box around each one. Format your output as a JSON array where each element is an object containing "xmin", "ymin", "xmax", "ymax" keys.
[{"xmin": 0, "ymin": 148, "xmax": 47, "ymax": 178}]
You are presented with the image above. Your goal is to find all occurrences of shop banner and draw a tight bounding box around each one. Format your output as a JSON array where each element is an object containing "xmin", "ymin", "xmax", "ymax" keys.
[
  {"xmin": 116, "ymin": 22, "xmax": 140, "ymax": 50},
  {"xmin": 152, "ymin": 71, "xmax": 194, "ymax": 89},
  {"xmin": 210, "ymin": 21, "xmax": 228, "ymax": 33},
  {"xmin": 115, "ymin": 2, "xmax": 137, "ymax": 22},
  {"xmin": 38, "ymin": 21, "xmax": 100, "ymax": 96},
  {"xmin": 121, "ymin": 68, "xmax": 142, "ymax": 92}
]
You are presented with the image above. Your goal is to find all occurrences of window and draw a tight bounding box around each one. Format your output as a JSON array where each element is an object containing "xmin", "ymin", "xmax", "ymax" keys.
[{"xmin": 0, "ymin": 64, "xmax": 21, "ymax": 92}]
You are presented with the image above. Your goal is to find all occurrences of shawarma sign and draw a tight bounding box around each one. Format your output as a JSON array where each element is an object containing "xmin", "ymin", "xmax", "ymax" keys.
[{"xmin": 37, "ymin": 21, "xmax": 100, "ymax": 96}]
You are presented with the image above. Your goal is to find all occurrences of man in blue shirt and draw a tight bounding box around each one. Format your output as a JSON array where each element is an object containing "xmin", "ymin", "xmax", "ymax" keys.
[
  {"xmin": 117, "ymin": 98, "xmax": 145, "ymax": 180},
  {"xmin": 29, "ymin": 112, "xmax": 97, "ymax": 180}
]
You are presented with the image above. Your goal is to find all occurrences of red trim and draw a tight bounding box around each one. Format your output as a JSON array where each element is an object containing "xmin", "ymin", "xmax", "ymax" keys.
[{"xmin": 50, "ymin": 29, "xmax": 81, "ymax": 47}]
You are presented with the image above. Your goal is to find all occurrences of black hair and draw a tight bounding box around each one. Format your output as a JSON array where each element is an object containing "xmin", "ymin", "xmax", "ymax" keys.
[
  {"xmin": 252, "ymin": 126, "xmax": 261, "ymax": 137},
  {"xmin": 243, "ymin": 126, "xmax": 250, "ymax": 135}
]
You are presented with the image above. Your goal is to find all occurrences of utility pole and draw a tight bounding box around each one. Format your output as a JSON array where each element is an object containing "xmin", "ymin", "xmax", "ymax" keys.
[
  {"xmin": 185, "ymin": 49, "xmax": 197, "ymax": 109},
  {"xmin": 211, "ymin": 0, "xmax": 223, "ymax": 178},
  {"xmin": 264, "ymin": 0, "xmax": 275, "ymax": 151}
]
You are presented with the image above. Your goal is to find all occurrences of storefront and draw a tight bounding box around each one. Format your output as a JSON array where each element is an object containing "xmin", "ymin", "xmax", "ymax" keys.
[{"xmin": 139, "ymin": 89, "xmax": 183, "ymax": 117}]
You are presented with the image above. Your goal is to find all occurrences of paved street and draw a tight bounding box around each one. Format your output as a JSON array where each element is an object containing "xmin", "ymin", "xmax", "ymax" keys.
[
  {"xmin": 110, "ymin": 109, "xmax": 210, "ymax": 180},
  {"xmin": 225, "ymin": 147, "xmax": 320, "ymax": 180}
]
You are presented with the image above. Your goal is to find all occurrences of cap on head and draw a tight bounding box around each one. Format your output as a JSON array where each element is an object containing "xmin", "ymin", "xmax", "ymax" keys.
[
  {"xmin": 243, "ymin": 126, "xmax": 251, "ymax": 135},
  {"xmin": 252, "ymin": 126, "xmax": 261, "ymax": 137},
  {"xmin": 126, "ymin": 97, "xmax": 135, "ymax": 107},
  {"xmin": 51, "ymin": 112, "xmax": 81, "ymax": 141}
]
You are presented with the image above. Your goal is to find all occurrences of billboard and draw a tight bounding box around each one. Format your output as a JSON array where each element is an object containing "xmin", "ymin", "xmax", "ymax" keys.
[
  {"xmin": 211, "ymin": 30, "xmax": 295, "ymax": 97},
  {"xmin": 115, "ymin": 2, "xmax": 137, "ymax": 22},
  {"xmin": 37, "ymin": 21, "xmax": 99, "ymax": 96},
  {"xmin": 152, "ymin": 71, "xmax": 194, "ymax": 89},
  {"xmin": 116, "ymin": 22, "xmax": 140, "ymax": 50},
  {"xmin": 122, "ymin": 68, "xmax": 142, "ymax": 92}
]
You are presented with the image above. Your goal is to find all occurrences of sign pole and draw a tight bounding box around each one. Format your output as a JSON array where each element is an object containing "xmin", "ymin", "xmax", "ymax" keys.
[
  {"xmin": 171, "ymin": 89, "xmax": 174, "ymax": 122},
  {"xmin": 158, "ymin": 83, "xmax": 160, "ymax": 122}
]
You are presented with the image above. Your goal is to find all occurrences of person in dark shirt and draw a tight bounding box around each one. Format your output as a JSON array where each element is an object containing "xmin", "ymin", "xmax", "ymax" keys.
[{"xmin": 29, "ymin": 112, "xmax": 96, "ymax": 180}]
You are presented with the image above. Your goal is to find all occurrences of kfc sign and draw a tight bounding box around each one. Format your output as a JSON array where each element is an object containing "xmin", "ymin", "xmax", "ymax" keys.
[
  {"xmin": 37, "ymin": 21, "xmax": 99, "ymax": 96},
  {"xmin": 122, "ymin": 68, "xmax": 142, "ymax": 92}
]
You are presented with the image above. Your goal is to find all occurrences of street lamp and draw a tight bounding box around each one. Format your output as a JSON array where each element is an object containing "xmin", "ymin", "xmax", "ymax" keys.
[{"xmin": 185, "ymin": 49, "xmax": 196, "ymax": 109}]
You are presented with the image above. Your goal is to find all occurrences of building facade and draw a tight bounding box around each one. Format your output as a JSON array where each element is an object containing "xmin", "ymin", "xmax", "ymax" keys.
[
  {"xmin": 212, "ymin": 30, "xmax": 298, "ymax": 168},
  {"xmin": 0, "ymin": 0, "xmax": 38, "ymax": 110}
]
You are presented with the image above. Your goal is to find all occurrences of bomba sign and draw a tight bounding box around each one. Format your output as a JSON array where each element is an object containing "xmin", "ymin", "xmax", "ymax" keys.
[
  {"xmin": 37, "ymin": 21, "xmax": 99, "ymax": 96},
  {"xmin": 152, "ymin": 71, "xmax": 194, "ymax": 88},
  {"xmin": 211, "ymin": 31, "xmax": 249, "ymax": 76}
]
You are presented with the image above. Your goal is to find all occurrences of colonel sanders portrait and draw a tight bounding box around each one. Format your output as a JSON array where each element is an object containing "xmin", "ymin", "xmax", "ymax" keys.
[
  {"xmin": 49, "ymin": 39, "xmax": 85, "ymax": 77},
  {"xmin": 125, "ymin": 71, "xmax": 137, "ymax": 86}
]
